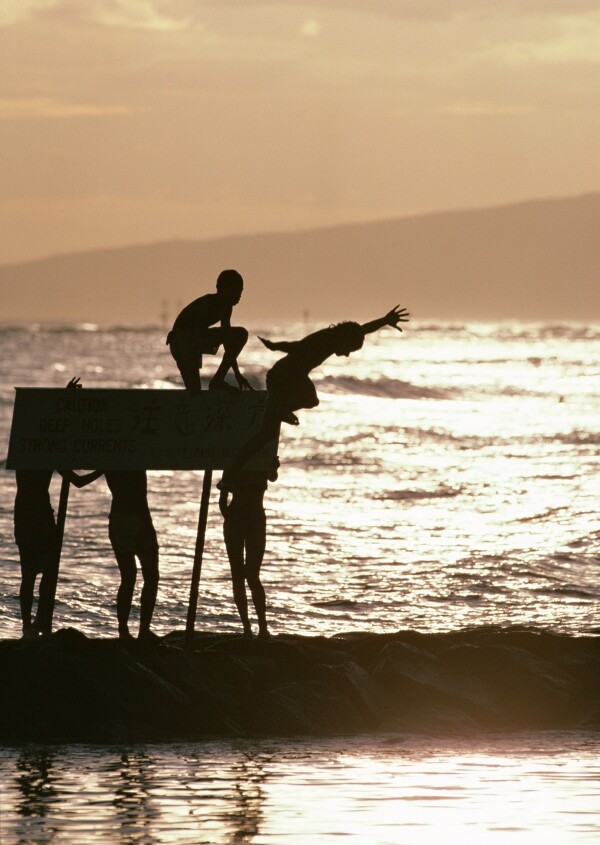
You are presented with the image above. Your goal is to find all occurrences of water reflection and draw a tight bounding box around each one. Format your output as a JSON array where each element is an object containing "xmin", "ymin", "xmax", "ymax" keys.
[
  {"xmin": 14, "ymin": 748, "xmax": 58, "ymax": 844},
  {"xmin": 107, "ymin": 749, "xmax": 270, "ymax": 844},
  {"xmin": 109, "ymin": 751, "xmax": 159, "ymax": 845},
  {"xmin": 173, "ymin": 747, "xmax": 268, "ymax": 844},
  {"xmin": 2, "ymin": 735, "xmax": 600, "ymax": 844},
  {"xmin": 218, "ymin": 754, "xmax": 267, "ymax": 844},
  {"xmin": 5, "ymin": 744, "xmax": 271, "ymax": 845}
]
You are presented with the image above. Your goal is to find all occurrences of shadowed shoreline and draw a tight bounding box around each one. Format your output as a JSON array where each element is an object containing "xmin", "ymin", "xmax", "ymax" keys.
[{"xmin": 2, "ymin": 627, "xmax": 600, "ymax": 742}]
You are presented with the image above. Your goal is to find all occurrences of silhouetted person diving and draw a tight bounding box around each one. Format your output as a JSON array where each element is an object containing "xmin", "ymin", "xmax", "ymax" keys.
[
  {"xmin": 217, "ymin": 305, "xmax": 409, "ymax": 491},
  {"xmin": 219, "ymin": 457, "xmax": 279, "ymax": 638},
  {"xmin": 166, "ymin": 269, "xmax": 253, "ymax": 394}
]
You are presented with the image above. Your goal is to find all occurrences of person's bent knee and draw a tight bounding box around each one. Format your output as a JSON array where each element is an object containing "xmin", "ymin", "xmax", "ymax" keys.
[{"xmin": 226, "ymin": 326, "xmax": 248, "ymax": 349}]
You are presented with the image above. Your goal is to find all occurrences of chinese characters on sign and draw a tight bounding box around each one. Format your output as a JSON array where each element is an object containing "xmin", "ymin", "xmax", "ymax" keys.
[{"xmin": 6, "ymin": 389, "xmax": 278, "ymax": 470}]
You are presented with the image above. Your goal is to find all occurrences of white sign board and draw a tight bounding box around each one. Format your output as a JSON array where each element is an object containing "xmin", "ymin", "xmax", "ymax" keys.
[{"xmin": 6, "ymin": 388, "xmax": 278, "ymax": 470}]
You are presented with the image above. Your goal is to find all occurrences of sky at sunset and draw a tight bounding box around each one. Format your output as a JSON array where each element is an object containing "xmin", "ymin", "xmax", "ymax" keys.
[{"xmin": 1, "ymin": 0, "xmax": 600, "ymax": 264}]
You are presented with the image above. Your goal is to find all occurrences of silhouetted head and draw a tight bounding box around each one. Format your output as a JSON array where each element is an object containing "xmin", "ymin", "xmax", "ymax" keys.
[
  {"xmin": 216, "ymin": 269, "xmax": 244, "ymax": 305},
  {"xmin": 331, "ymin": 321, "xmax": 364, "ymax": 356}
]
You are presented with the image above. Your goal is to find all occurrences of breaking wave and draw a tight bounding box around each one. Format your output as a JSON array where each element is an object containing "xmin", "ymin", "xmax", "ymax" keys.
[
  {"xmin": 375, "ymin": 486, "xmax": 463, "ymax": 501},
  {"xmin": 318, "ymin": 375, "xmax": 454, "ymax": 400}
]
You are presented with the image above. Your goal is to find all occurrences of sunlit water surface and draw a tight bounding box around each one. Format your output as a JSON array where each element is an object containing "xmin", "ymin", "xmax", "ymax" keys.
[
  {"xmin": 1, "ymin": 733, "xmax": 599, "ymax": 844},
  {"xmin": 0, "ymin": 321, "xmax": 599, "ymax": 843},
  {"xmin": 0, "ymin": 321, "xmax": 598, "ymax": 638}
]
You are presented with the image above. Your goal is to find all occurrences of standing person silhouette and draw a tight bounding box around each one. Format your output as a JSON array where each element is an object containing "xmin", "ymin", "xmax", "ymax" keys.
[
  {"xmin": 14, "ymin": 468, "xmax": 56, "ymax": 638},
  {"xmin": 63, "ymin": 468, "xmax": 161, "ymax": 641},
  {"xmin": 14, "ymin": 468, "xmax": 101, "ymax": 637},
  {"xmin": 48, "ymin": 376, "xmax": 160, "ymax": 642},
  {"xmin": 166, "ymin": 269, "xmax": 253, "ymax": 394},
  {"xmin": 218, "ymin": 305, "xmax": 409, "ymax": 491},
  {"xmin": 13, "ymin": 378, "xmax": 99, "ymax": 638},
  {"xmin": 102, "ymin": 470, "xmax": 160, "ymax": 642},
  {"xmin": 219, "ymin": 458, "xmax": 279, "ymax": 638}
]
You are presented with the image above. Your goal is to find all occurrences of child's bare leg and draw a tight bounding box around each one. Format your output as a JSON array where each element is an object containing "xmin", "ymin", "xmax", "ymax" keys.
[
  {"xmin": 180, "ymin": 365, "xmax": 201, "ymax": 393},
  {"xmin": 170, "ymin": 336, "xmax": 202, "ymax": 393},
  {"xmin": 294, "ymin": 376, "xmax": 319, "ymax": 410},
  {"xmin": 19, "ymin": 570, "xmax": 36, "ymax": 637},
  {"xmin": 138, "ymin": 548, "xmax": 159, "ymax": 639},
  {"xmin": 210, "ymin": 327, "xmax": 248, "ymax": 388},
  {"xmin": 245, "ymin": 514, "xmax": 268, "ymax": 637},
  {"xmin": 277, "ymin": 377, "xmax": 319, "ymax": 424},
  {"xmin": 35, "ymin": 570, "xmax": 53, "ymax": 635},
  {"xmin": 115, "ymin": 554, "xmax": 137, "ymax": 639},
  {"xmin": 248, "ymin": 573, "xmax": 268, "ymax": 637},
  {"xmin": 224, "ymin": 521, "xmax": 252, "ymax": 635}
]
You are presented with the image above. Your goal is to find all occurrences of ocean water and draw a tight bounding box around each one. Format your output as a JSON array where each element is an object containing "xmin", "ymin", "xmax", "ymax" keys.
[
  {"xmin": 1, "ymin": 319, "xmax": 599, "ymax": 843},
  {"xmin": 1, "ymin": 320, "xmax": 598, "ymax": 639},
  {"xmin": 1, "ymin": 733, "xmax": 599, "ymax": 844}
]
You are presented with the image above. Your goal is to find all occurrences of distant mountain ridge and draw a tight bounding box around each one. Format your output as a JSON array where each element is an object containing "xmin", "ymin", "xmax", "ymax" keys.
[{"xmin": 0, "ymin": 194, "xmax": 598, "ymax": 323}]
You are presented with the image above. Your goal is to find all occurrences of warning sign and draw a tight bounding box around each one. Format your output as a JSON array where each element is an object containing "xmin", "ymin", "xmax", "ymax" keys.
[{"xmin": 6, "ymin": 388, "xmax": 279, "ymax": 470}]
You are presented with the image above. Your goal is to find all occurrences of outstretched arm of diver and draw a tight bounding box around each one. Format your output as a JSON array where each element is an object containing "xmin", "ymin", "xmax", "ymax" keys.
[
  {"xmin": 259, "ymin": 337, "xmax": 296, "ymax": 353},
  {"xmin": 361, "ymin": 305, "xmax": 410, "ymax": 336}
]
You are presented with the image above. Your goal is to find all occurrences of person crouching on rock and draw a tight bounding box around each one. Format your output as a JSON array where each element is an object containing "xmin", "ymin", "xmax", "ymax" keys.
[{"xmin": 166, "ymin": 268, "xmax": 253, "ymax": 394}]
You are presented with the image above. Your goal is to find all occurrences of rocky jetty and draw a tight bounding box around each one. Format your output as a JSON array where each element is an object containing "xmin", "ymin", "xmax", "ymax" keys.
[{"xmin": 2, "ymin": 626, "xmax": 600, "ymax": 742}]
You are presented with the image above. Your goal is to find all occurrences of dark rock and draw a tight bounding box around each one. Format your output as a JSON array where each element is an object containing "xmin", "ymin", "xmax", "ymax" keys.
[
  {"xmin": 1, "ymin": 626, "xmax": 600, "ymax": 741},
  {"xmin": 314, "ymin": 660, "xmax": 388, "ymax": 727},
  {"xmin": 250, "ymin": 680, "xmax": 363, "ymax": 735}
]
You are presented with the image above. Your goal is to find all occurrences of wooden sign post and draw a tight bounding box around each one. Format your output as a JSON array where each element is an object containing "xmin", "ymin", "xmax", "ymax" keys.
[
  {"xmin": 186, "ymin": 469, "xmax": 213, "ymax": 649},
  {"xmin": 38, "ymin": 474, "xmax": 71, "ymax": 636},
  {"xmin": 6, "ymin": 388, "xmax": 279, "ymax": 643}
]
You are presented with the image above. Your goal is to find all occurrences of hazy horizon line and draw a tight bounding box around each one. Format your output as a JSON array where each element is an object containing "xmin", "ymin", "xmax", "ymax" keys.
[
  {"xmin": 2, "ymin": 189, "xmax": 597, "ymax": 269},
  {"xmin": 2, "ymin": 317, "xmax": 599, "ymax": 331}
]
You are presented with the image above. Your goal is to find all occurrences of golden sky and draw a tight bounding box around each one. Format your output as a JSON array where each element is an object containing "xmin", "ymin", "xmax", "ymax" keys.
[{"xmin": 1, "ymin": 0, "xmax": 599, "ymax": 263}]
